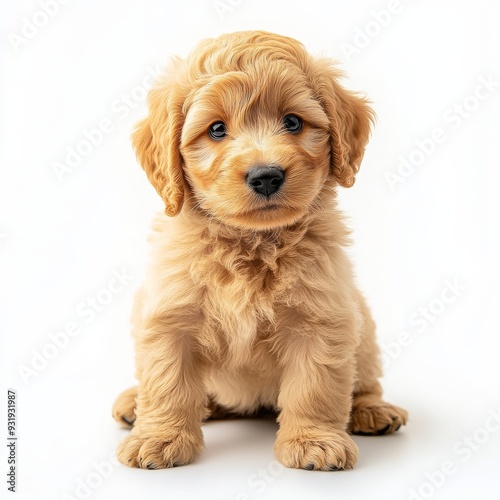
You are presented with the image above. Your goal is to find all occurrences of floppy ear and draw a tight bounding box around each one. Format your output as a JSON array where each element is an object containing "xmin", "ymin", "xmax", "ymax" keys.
[
  {"xmin": 132, "ymin": 71, "xmax": 186, "ymax": 216},
  {"xmin": 311, "ymin": 59, "xmax": 375, "ymax": 187}
]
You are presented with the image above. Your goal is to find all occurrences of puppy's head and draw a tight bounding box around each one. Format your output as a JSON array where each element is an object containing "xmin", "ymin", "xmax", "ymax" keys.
[{"xmin": 133, "ymin": 31, "xmax": 374, "ymax": 229}]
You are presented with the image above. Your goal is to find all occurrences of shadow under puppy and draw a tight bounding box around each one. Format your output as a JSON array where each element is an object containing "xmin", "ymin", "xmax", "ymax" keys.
[{"xmin": 113, "ymin": 30, "xmax": 407, "ymax": 471}]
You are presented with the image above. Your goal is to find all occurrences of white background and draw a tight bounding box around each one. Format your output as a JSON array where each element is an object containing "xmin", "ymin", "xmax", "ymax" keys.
[{"xmin": 1, "ymin": 1, "xmax": 500, "ymax": 499}]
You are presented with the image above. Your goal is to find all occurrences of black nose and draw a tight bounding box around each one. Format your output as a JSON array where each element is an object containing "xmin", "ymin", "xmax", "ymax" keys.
[{"xmin": 246, "ymin": 166, "xmax": 284, "ymax": 198}]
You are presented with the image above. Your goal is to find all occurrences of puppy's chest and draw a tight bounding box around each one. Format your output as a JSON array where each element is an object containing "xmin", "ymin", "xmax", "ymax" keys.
[
  {"xmin": 191, "ymin": 247, "xmax": 301, "ymax": 360},
  {"xmin": 200, "ymin": 253, "xmax": 293, "ymax": 316}
]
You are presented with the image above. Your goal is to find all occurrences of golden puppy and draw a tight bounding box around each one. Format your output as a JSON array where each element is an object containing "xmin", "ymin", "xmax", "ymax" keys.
[{"xmin": 113, "ymin": 30, "xmax": 407, "ymax": 471}]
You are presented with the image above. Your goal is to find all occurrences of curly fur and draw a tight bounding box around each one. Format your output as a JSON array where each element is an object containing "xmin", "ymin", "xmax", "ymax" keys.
[{"xmin": 113, "ymin": 30, "xmax": 407, "ymax": 471}]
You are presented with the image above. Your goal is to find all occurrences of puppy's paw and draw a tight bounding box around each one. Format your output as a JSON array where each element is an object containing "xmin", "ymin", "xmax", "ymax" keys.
[
  {"xmin": 112, "ymin": 387, "xmax": 137, "ymax": 428},
  {"xmin": 116, "ymin": 430, "xmax": 204, "ymax": 469},
  {"xmin": 274, "ymin": 430, "xmax": 358, "ymax": 471},
  {"xmin": 349, "ymin": 402, "xmax": 408, "ymax": 436}
]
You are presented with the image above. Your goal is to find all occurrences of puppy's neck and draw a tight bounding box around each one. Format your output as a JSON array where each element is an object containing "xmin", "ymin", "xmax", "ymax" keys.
[{"xmin": 178, "ymin": 188, "xmax": 350, "ymax": 254}]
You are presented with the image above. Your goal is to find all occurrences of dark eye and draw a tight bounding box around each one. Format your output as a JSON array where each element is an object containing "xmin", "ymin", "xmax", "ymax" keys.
[
  {"xmin": 208, "ymin": 121, "xmax": 227, "ymax": 140},
  {"xmin": 283, "ymin": 114, "xmax": 303, "ymax": 134}
]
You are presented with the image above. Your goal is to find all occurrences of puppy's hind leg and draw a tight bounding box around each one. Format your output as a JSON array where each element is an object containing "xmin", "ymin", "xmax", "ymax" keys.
[
  {"xmin": 112, "ymin": 387, "xmax": 137, "ymax": 428},
  {"xmin": 349, "ymin": 297, "xmax": 408, "ymax": 436}
]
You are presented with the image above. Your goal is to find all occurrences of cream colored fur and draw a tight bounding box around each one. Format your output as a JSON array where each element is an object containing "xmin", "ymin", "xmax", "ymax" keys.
[{"xmin": 113, "ymin": 30, "xmax": 407, "ymax": 471}]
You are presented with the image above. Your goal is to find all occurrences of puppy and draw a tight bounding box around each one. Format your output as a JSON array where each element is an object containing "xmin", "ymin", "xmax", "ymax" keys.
[{"xmin": 113, "ymin": 30, "xmax": 407, "ymax": 471}]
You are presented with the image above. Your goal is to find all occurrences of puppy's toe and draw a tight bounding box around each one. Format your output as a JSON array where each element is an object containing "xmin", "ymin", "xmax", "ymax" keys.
[
  {"xmin": 112, "ymin": 387, "xmax": 138, "ymax": 428},
  {"xmin": 116, "ymin": 430, "xmax": 204, "ymax": 469},
  {"xmin": 275, "ymin": 430, "xmax": 358, "ymax": 471},
  {"xmin": 349, "ymin": 402, "xmax": 408, "ymax": 436}
]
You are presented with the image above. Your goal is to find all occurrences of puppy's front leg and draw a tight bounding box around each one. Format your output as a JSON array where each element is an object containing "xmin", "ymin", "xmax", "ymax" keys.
[
  {"xmin": 274, "ymin": 321, "xmax": 359, "ymax": 471},
  {"xmin": 117, "ymin": 315, "xmax": 206, "ymax": 469}
]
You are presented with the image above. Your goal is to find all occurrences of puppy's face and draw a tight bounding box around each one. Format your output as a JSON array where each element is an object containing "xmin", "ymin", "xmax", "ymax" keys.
[
  {"xmin": 180, "ymin": 65, "xmax": 330, "ymax": 229},
  {"xmin": 133, "ymin": 32, "xmax": 374, "ymax": 230}
]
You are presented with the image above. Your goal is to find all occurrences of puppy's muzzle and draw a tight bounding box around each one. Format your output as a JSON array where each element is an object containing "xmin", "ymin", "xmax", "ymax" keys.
[{"xmin": 246, "ymin": 165, "xmax": 284, "ymax": 198}]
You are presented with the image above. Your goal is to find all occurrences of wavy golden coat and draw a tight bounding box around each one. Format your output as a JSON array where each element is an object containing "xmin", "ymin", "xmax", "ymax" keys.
[{"xmin": 113, "ymin": 31, "xmax": 407, "ymax": 471}]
